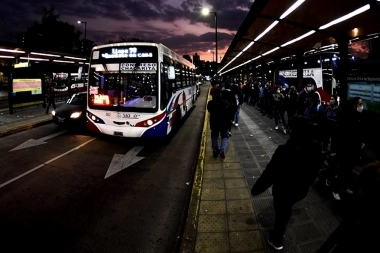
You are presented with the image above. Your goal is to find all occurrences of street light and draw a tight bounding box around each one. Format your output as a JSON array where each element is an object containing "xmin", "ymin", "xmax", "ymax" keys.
[
  {"xmin": 208, "ymin": 49, "xmax": 215, "ymax": 62},
  {"xmin": 77, "ymin": 21, "xmax": 87, "ymax": 40},
  {"xmin": 202, "ymin": 8, "xmax": 217, "ymax": 75}
]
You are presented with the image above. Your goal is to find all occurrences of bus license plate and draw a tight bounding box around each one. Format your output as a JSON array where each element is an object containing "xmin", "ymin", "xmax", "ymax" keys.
[{"xmin": 114, "ymin": 131, "xmax": 123, "ymax": 137}]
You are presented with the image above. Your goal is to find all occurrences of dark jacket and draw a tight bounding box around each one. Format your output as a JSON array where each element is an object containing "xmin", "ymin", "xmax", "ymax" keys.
[
  {"xmin": 304, "ymin": 103, "xmax": 326, "ymax": 126},
  {"xmin": 272, "ymin": 92, "xmax": 285, "ymax": 109},
  {"xmin": 207, "ymin": 93, "xmax": 231, "ymax": 132},
  {"xmin": 297, "ymin": 89, "xmax": 308, "ymax": 115},
  {"xmin": 221, "ymin": 88, "xmax": 237, "ymax": 118},
  {"xmin": 251, "ymin": 138, "xmax": 321, "ymax": 201},
  {"xmin": 285, "ymin": 90, "xmax": 298, "ymax": 111},
  {"xmin": 233, "ymin": 86, "xmax": 244, "ymax": 106},
  {"xmin": 337, "ymin": 107, "xmax": 366, "ymax": 155}
]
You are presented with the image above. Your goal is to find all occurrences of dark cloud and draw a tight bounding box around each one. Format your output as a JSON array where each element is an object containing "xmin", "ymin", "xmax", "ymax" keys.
[{"xmin": 0, "ymin": 0, "xmax": 251, "ymax": 60}]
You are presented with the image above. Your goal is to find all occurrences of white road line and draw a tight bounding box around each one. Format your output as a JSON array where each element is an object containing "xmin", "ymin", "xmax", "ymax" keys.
[{"xmin": 0, "ymin": 137, "xmax": 97, "ymax": 189}]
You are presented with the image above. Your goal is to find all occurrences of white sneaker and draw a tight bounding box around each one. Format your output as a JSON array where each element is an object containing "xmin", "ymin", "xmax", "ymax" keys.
[
  {"xmin": 235, "ymin": 123, "xmax": 239, "ymax": 126},
  {"xmin": 344, "ymin": 189, "xmax": 353, "ymax": 194},
  {"xmin": 267, "ymin": 239, "xmax": 283, "ymax": 251},
  {"xmin": 282, "ymin": 126, "xmax": 287, "ymax": 134},
  {"xmin": 333, "ymin": 192, "xmax": 341, "ymax": 201},
  {"xmin": 275, "ymin": 126, "xmax": 279, "ymax": 130}
]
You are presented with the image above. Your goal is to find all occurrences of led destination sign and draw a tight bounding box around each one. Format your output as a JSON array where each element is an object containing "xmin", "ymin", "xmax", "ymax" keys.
[
  {"xmin": 121, "ymin": 63, "xmax": 157, "ymax": 71},
  {"xmin": 100, "ymin": 47, "xmax": 153, "ymax": 59}
]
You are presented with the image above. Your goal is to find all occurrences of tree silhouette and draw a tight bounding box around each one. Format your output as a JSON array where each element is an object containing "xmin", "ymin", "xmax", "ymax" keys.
[{"xmin": 17, "ymin": 6, "xmax": 81, "ymax": 53}]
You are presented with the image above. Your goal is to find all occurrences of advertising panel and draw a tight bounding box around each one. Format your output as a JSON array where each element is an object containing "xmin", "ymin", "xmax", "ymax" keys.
[{"xmin": 12, "ymin": 78, "xmax": 42, "ymax": 94}]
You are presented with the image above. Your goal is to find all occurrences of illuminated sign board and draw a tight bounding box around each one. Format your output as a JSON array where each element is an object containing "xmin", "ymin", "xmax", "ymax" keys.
[
  {"xmin": 13, "ymin": 79, "xmax": 42, "ymax": 94},
  {"xmin": 120, "ymin": 63, "xmax": 157, "ymax": 71},
  {"xmin": 279, "ymin": 68, "xmax": 323, "ymax": 87},
  {"xmin": 100, "ymin": 47, "xmax": 153, "ymax": 59}
]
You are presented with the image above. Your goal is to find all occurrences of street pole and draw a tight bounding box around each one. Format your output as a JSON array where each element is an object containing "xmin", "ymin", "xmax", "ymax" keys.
[
  {"xmin": 214, "ymin": 12, "xmax": 217, "ymax": 76},
  {"xmin": 84, "ymin": 22, "xmax": 87, "ymax": 40}
]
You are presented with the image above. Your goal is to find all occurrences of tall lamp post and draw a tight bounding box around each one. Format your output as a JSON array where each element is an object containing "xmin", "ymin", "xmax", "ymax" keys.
[
  {"xmin": 208, "ymin": 49, "xmax": 215, "ymax": 62},
  {"xmin": 77, "ymin": 20, "xmax": 87, "ymax": 40},
  {"xmin": 202, "ymin": 8, "xmax": 217, "ymax": 76}
]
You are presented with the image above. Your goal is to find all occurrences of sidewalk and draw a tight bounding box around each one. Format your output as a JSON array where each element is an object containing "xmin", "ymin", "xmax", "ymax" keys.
[
  {"xmin": 180, "ymin": 103, "xmax": 345, "ymax": 253},
  {"xmin": 0, "ymin": 100, "xmax": 53, "ymax": 138}
]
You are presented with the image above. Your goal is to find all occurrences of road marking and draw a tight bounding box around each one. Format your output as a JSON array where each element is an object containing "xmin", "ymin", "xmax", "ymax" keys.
[
  {"xmin": 105, "ymin": 146, "xmax": 145, "ymax": 179},
  {"xmin": 9, "ymin": 130, "xmax": 68, "ymax": 152},
  {"xmin": 0, "ymin": 137, "xmax": 97, "ymax": 189}
]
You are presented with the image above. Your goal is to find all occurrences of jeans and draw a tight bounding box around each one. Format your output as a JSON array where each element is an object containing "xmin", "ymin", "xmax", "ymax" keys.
[
  {"xmin": 211, "ymin": 129, "xmax": 229, "ymax": 154},
  {"xmin": 234, "ymin": 105, "xmax": 241, "ymax": 124},
  {"xmin": 272, "ymin": 197, "xmax": 296, "ymax": 245},
  {"xmin": 273, "ymin": 107, "xmax": 286, "ymax": 127}
]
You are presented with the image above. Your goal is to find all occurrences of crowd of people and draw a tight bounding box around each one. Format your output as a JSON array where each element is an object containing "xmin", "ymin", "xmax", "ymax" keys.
[
  {"xmin": 210, "ymin": 78, "xmax": 368, "ymax": 199},
  {"xmin": 207, "ymin": 78, "xmax": 378, "ymax": 252}
]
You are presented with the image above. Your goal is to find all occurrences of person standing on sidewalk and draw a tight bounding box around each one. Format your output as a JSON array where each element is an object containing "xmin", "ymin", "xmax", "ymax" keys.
[
  {"xmin": 272, "ymin": 85, "xmax": 287, "ymax": 134},
  {"xmin": 45, "ymin": 86, "xmax": 56, "ymax": 114},
  {"xmin": 232, "ymin": 81, "xmax": 244, "ymax": 127},
  {"xmin": 207, "ymin": 89, "xmax": 232, "ymax": 159},
  {"xmin": 221, "ymin": 82, "xmax": 237, "ymax": 136},
  {"xmin": 251, "ymin": 115, "xmax": 321, "ymax": 251},
  {"xmin": 329, "ymin": 97, "xmax": 366, "ymax": 201}
]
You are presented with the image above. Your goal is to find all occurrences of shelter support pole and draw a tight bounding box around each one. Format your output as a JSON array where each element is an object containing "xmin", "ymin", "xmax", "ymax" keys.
[
  {"xmin": 273, "ymin": 59, "xmax": 279, "ymax": 85},
  {"xmin": 336, "ymin": 36, "xmax": 349, "ymax": 105},
  {"xmin": 296, "ymin": 53, "xmax": 304, "ymax": 91}
]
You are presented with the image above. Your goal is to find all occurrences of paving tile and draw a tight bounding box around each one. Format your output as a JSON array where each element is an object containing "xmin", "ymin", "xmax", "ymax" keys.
[
  {"xmin": 225, "ymin": 178, "xmax": 247, "ymax": 188},
  {"xmin": 200, "ymin": 200, "xmax": 227, "ymax": 215},
  {"xmin": 229, "ymin": 231, "xmax": 264, "ymax": 252},
  {"xmin": 195, "ymin": 232, "xmax": 229, "ymax": 253},
  {"xmin": 228, "ymin": 213, "xmax": 259, "ymax": 231},
  {"xmin": 201, "ymin": 188, "xmax": 225, "ymax": 201},
  {"xmin": 226, "ymin": 188, "xmax": 251, "ymax": 200},
  {"xmin": 204, "ymin": 170, "xmax": 224, "ymax": 179},
  {"xmin": 198, "ymin": 214, "xmax": 228, "ymax": 232},
  {"xmin": 223, "ymin": 170, "xmax": 244, "ymax": 178},
  {"xmin": 226, "ymin": 199, "xmax": 254, "ymax": 214}
]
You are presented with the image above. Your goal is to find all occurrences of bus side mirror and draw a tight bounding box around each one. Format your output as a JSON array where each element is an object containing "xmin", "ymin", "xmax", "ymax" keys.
[{"xmin": 168, "ymin": 66, "xmax": 175, "ymax": 80}]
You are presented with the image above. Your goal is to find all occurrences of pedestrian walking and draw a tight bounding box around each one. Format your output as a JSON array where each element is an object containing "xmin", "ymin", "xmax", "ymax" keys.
[
  {"xmin": 251, "ymin": 115, "xmax": 321, "ymax": 251},
  {"xmin": 297, "ymin": 83, "xmax": 313, "ymax": 115},
  {"xmin": 45, "ymin": 86, "xmax": 56, "ymax": 114},
  {"xmin": 207, "ymin": 89, "xmax": 232, "ymax": 159}
]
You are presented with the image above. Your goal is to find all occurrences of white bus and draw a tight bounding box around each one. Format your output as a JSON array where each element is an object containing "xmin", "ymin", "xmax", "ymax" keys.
[
  {"xmin": 278, "ymin": 51, "xmax": 340, "ymax": 104},
  {"xmin": 86, "ymin": 42, "xmax": 197, "ymax": 138}
]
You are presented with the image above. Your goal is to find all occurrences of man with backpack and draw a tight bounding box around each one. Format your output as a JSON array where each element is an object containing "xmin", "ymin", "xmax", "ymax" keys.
[{"xmin": 207, "ymin": 89, "xmax": 232, "ymax": 159}]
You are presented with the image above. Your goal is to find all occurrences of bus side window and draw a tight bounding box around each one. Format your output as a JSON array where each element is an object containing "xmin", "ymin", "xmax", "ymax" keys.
[{"xmin": 160, "ymin": 63, "xmax": 171, "ymax": 110}]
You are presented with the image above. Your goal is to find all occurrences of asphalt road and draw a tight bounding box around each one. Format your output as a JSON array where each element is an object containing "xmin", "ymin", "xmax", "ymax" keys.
[{"xmin": 0, "ymin": 84, "xmax": 209, "ymax": 253}]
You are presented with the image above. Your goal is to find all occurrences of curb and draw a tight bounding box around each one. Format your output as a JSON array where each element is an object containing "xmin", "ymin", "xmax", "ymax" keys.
[
  {"xmin": 0, "ymin": 119, "xmax": 52, "ymax": 138},
  {"xmin": 180, "ymin": 88, "xmax": 211, "ymax": 252}
]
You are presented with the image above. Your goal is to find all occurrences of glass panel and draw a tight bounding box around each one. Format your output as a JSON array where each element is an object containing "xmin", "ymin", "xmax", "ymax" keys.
[{"xmin": 88, "ymin": 63, "xmax": 158, "ymax": 112}]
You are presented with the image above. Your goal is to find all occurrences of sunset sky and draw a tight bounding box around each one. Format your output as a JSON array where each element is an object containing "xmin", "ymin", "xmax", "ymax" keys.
[{"xmin": 0, "ymin": 0, "xmax": 253, "ymax": 62}]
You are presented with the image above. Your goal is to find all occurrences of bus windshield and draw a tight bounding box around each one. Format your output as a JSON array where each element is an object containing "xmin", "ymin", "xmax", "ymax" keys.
[{"xmin": 88, "ymin": 63, "xmax": 158, "ymax": 112}]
